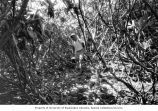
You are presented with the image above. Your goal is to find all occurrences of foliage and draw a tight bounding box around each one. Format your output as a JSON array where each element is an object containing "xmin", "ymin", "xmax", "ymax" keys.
[{"xmin": 0, "ymin": 0, "xmax": 158, "ymax": 105}]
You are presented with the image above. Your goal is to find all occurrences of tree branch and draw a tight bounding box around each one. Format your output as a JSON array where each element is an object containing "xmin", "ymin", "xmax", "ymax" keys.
[
  {"xmin": 0, "ymin": 0, "xmax": 29, "ymax": 50},
  {"xmin": 78, "ymin": 0, "xmax": 107, "ymax": 68},
  {"xmin": 142, "ymin": 0, "xmax": 158, "ymax": 20}
]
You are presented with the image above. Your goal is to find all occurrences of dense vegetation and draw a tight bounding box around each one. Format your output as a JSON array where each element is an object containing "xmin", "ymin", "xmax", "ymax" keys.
[{"xmin": 0, "ymin": 0, "xmax": 158, "ymax": 105}]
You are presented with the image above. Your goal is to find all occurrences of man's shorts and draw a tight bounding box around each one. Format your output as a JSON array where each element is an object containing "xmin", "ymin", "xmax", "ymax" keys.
[{"xmin": 75, "ymin": 49, "xmax": 85, "ymax": 60}]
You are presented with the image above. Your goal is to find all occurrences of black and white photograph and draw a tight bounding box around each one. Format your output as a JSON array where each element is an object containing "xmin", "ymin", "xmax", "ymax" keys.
[{"xmin": 0, "ymin": 0, "xmax": 158, "ymax": 110}]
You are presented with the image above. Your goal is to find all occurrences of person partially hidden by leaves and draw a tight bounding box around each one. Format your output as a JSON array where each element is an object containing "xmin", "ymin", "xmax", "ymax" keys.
[
  {"xmin": 70, "ymin": 34, "xmax": 85, "ymax": 69},
  {"xmin": 47, "ymin": 4, "xmax": 54, "ymax": 18}
]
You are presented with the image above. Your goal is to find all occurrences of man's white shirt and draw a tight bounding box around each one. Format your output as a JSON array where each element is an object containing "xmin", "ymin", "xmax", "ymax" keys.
[{"xmin": 71, "ymin": 39, "xmax": 83, "ymax": 53}]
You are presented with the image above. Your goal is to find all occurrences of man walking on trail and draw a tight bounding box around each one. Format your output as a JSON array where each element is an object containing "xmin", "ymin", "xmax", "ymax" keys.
[{"xmin": 70, "ymin": 34, "xmax": 85, "ymax": 68}]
